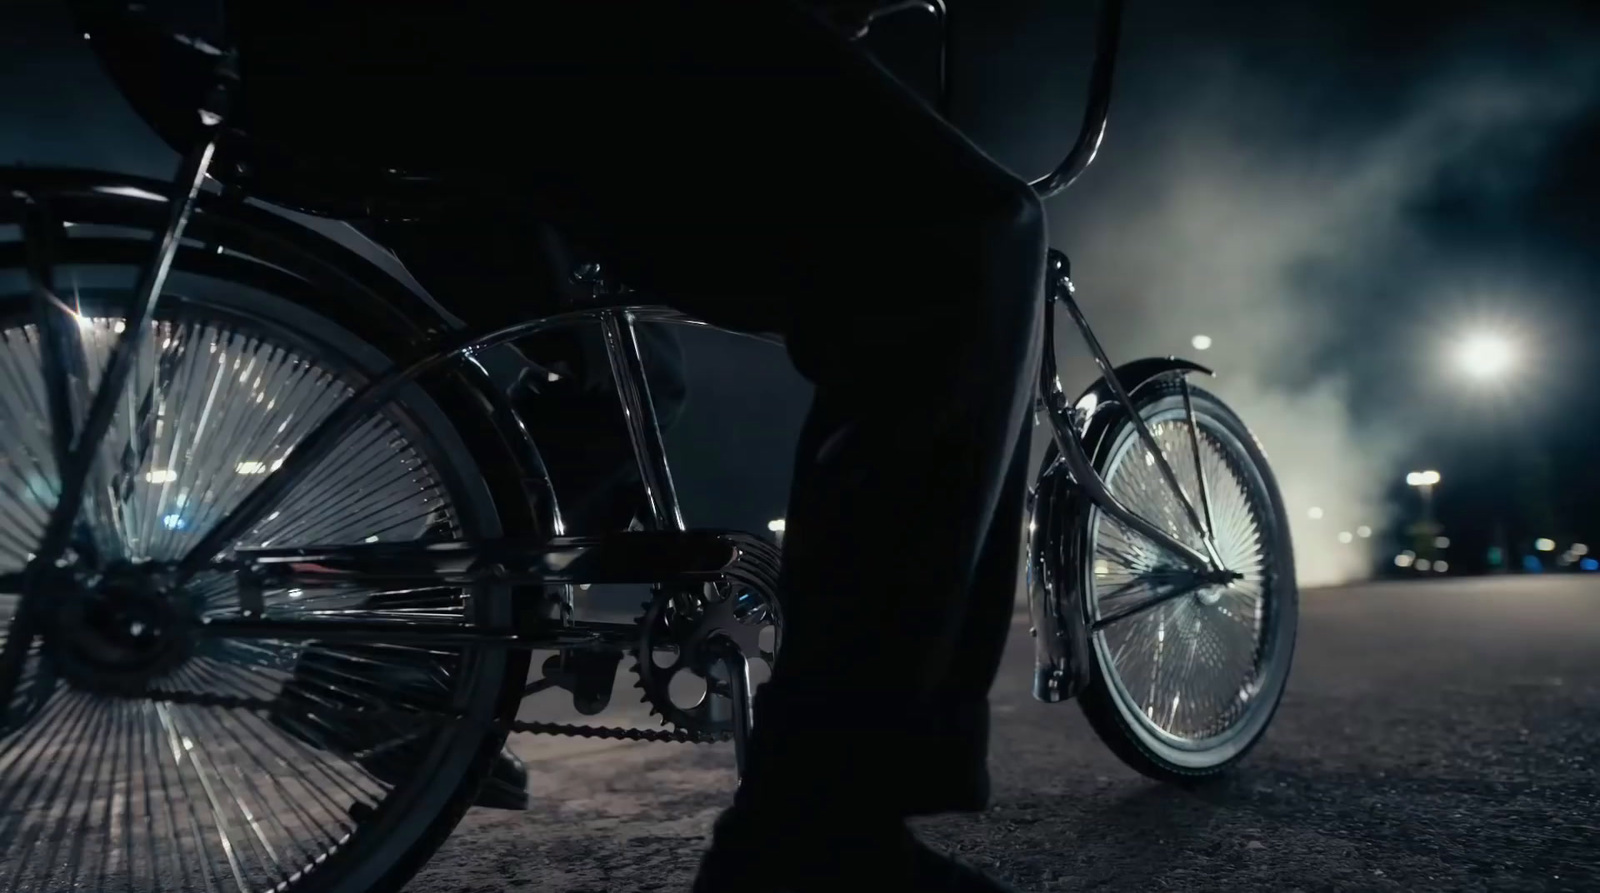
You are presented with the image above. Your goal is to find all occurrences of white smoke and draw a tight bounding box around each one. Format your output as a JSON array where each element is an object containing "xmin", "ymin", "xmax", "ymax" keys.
[{"xmin": 1052, "ymin": 47, "xmax": 1599, "ymax": 586}]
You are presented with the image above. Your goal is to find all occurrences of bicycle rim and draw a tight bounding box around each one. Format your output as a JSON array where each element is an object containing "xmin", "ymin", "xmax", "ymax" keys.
[
  {"xmin": 0, "ymin": 266, "xmax": 509, "ymax": 893},
  {"xmin": 1087, "ymin": 395, "xmax": 1286, "ymax": 755}
]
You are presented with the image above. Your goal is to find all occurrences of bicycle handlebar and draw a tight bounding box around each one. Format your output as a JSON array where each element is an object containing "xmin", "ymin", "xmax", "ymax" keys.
[
  {"xmin": 1027, "ymin": 0, "xmax": 1126, "ymax": 200},
  {"xmin": 858, "ymin": 0, "xmax": 1125, "ymax": 201}
]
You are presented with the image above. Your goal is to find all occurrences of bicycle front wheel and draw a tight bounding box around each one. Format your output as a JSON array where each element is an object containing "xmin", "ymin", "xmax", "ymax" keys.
[
  {"xmin": 0, "ymin": 234, "xmax": 528, "ymax": 892},
  {"xmin": 1076, "ymin": 381, "xmax": 1297, "ymax": 782}
]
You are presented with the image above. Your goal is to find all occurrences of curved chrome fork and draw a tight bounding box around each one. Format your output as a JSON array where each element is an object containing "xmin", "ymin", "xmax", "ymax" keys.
[{"xmin": 1039, "ymin": 252, "xmax": 1217, "ymax": 573}]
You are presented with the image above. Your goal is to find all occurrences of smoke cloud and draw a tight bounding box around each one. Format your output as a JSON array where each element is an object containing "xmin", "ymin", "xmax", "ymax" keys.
[{"xmin": 1049, "ymin": 40, "xmax": 1599, "ymax": 586}]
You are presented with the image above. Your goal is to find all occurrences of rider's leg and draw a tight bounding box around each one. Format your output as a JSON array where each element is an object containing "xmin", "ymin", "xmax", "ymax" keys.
[{"xmin": 230, "ymin": 0, "xmax": 1044, "ymax": 882}]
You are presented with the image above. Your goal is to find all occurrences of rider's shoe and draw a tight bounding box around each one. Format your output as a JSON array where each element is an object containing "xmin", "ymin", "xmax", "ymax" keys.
[{"xmin": 690, "ymin": 806, "xmax": 1024, "ymax": 893}]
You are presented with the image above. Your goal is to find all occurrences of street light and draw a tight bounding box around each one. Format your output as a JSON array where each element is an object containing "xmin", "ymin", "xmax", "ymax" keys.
[
  {"xmin": 1405, "ymin": 470, "xmax": 1443, "ymax": 563},
  {"xmin": 1454, "ymin": 330, "xmax": 1516, "ymax": 381}
]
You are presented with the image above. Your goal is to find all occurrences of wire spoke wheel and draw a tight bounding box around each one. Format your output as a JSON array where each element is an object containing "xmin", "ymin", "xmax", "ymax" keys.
[
  {"xmin": 1077, "ymin": 382, "xmax": 1296, "ymax": 780},
  {"xmin": 0, "ymin": 246, "xmax": 519, "ymax": 892}
]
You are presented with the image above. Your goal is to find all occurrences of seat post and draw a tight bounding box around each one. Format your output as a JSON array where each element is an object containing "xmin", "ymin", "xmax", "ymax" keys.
[{"xmin": 598, "ymin": 309, "xmax": 686, "ymax": 531}]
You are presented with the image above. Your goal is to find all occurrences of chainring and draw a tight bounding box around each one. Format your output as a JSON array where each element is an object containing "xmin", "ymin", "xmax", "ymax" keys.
[{"xmin": 630, "ymin": 578, "xmax": 781, "ymax": 736}]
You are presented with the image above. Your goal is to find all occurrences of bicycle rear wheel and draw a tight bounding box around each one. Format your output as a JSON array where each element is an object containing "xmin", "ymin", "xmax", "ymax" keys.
[
  {"xmin": 0, "ymin": 234, "xmax": 527, "ymax": 892},
  {"xmin": 1076, "ymin": 381, "xmax": 1297, "ymax": 782}
]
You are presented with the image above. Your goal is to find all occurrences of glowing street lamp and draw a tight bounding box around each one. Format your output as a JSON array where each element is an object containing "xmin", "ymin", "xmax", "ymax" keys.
[
  {"xmin": 1454, "ymin": 330, "xmax": 1516, "ymax": 381},
  {"xmin": 1404, "ymin": 470, "xmax": 1444, "ymax": 563},
  {"xmin": 1405, "ymin": 470, "xmax": 1441, "ymax": 524}
]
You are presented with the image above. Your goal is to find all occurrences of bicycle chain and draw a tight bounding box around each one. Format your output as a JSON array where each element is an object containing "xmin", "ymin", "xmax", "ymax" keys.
[{"xmin": 132, "ymin": 687, "xmax": 731, "ymax": 744}]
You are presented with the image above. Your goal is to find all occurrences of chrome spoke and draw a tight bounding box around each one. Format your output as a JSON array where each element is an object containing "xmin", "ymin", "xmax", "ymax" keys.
[
  {"xmin": 1091, "ymin": 401, "xmax": 1276, "ymax": 745},
  {"xmin": 0, "ymin": 258, "xmax": 495, "ymax": 891}
]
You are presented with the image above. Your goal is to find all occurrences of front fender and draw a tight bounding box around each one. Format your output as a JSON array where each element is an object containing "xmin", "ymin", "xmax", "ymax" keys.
[
  {"xmin": 1025, "ymin": 356, "xmax": 1212, "ymax": 703},
  {"xmin": 1071, "ymin": 356, "xmax": 1213, "ymax": 446}
]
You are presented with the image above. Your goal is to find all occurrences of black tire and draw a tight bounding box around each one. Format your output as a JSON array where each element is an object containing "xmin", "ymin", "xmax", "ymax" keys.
[
  {"xmin": 1075, "ymin": 381, "xmax": 1297, "ymax": 783},
  {"xmin": 0, "ymin": 221, "xmax": 536, "ymax": 892}
]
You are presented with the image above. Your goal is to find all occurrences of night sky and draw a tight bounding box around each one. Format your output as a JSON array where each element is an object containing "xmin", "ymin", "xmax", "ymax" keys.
[{"xmin": 3, "ymin": 0, "xmax": 1597, "ymax": 582}]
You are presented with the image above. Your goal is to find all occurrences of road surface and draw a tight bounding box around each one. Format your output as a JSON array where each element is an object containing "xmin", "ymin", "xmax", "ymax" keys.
[{"xmin": 411, "ymin": 576, "xmax": 1600, "ymax": 893}]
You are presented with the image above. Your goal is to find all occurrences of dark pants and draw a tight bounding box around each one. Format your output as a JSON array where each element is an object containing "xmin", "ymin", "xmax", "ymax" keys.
[{"xmin": 232, "ymin": 0, "xmax": 1047, "ymax": 817}]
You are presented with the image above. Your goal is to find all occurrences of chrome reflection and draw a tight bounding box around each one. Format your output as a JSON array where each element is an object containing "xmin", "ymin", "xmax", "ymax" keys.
[
  {"xmin": 0, "ymin": 308, "xmax": 475, "ymax": 892},
  {"xmin": 1090, "ymin": 411, "xmax": 1269, "ymax": 745}
]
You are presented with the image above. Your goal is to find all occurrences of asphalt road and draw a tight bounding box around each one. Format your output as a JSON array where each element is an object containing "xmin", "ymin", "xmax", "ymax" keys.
[{"xmin": 411, "ymin": 576, "xmax": 1600, "ymax": 893}]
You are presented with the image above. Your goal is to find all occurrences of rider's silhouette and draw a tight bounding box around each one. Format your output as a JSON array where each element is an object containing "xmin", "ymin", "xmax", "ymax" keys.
[{"xmin": 224, "ymin": 3, "xmax": 1046, "ymax": 889}]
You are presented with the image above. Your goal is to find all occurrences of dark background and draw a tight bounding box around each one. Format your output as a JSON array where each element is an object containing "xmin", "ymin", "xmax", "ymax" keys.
[{"xmin": 3, "ymin": 0, "xmax": 1597, "ymax": 584}]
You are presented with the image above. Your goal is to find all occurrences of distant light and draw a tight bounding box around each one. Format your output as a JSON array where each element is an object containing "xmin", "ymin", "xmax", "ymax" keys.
[
  {"xmin": 1394, "ymin": 553, "xmax": 1414, "ymax": 568},
  {"xmin": 1534, "ymin": 538, "xmax": 1556, "ymax": 552},
  {"xmin": 1572, "ymin": 543, "xmax": 1589, "ymax": 557},
  {"xmin": 1405, "ymin": 470, "xmax": 1441, "ymax": 487},
  {"xmin": 1356, "ymin": 525, "xmax": 1372, "ymax": 538},
  {"xmin": 1487, "ymin": 546, "xmax": 1504, "ymax": 566},
  {"xmin": 1307, "ymin": 506, "xmax": 1324, "ymax": 520},
  {"xmin": 1434, "ymin": 536, "xmax": 1451, "ymax": 549},
  {"xmin": 1415, "ymin": 558, "xmax": 1432, "ymax": 571},
  {"xmin": 162, "ymin": 513, "xmax": 186, "ymax": 530},
  {"xmin": 767, "ymin": 519, "xmax": 785, "ymax": 533},
  {"xmin": 1191, "ymin": 334, "xmax": 1213, "ymax": 351},
  {"xmin": 1338, "ymin": 531, "xmax": 1353, "ymax": 544},
  {"xmin": 547, "ymin": 371, "xmax": 561, "ymax": 382},
  {"xmin": 1581, "ymin": 558, "xmax": 1599, "ymax": 572},
  {"xmin": 1523, "ymin": 555, "xmax": 1544, "ymax": 573},
  {"xmin": 235, "ymin": 461, "xmax": 268, "ymax": 475},
  {"xmin": 113, "ymin": 320, "xmax": 127, "ymax": 333},
  {"xmin": 1434, "ymin": 560, "xmax": 1449, "ymax": 573},
  {"xmin": 145, "ymin": 469, "xmax": 179, "ymax": 484},
  {"xmin": 1455, "ymin": 330, "xmax": 1516, "ymax": 380}
]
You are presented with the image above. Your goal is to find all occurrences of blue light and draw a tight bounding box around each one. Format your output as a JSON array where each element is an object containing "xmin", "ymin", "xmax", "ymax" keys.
[
  {"xmin": 1581, "ymin": 558, "xmax": 1598, "ymax": 572},
  {"xmin": 162, "ymin": 513, "xmax": 187, "ymax": 530},
  {"xmin": 1522, "ymin": 555, "xmax": 1543, "ymax": 573}
]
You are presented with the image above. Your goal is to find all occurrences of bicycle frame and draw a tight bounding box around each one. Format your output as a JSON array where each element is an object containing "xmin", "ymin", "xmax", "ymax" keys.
[{"xmin": 0, "ymin": 0, "xmax": 1228, "ymax": 724}]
